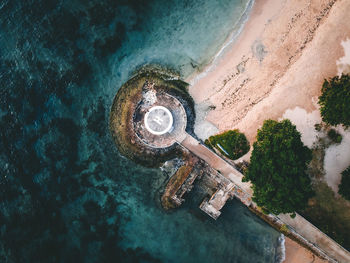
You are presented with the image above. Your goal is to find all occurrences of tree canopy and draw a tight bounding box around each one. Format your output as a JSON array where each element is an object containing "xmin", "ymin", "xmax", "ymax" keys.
[
  {"xmin": 243, "ymin": 119, "xmax": 313, "ymax": 215},
  {"xmin": 339, "ymin": 166, "xmax": 350, "ymax": 201},
  {"xmin": 318, "ymin": 74, "xmax": 350, "ymax": 126},
  {"xmin": 205, "ymin": 129, "xmax": 250, "ymax": 160}
]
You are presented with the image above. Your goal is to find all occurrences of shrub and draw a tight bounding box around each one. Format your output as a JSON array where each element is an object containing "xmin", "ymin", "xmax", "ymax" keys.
[
  {"xmin": 280, "ymin": 224, "xmax": 290, "ymax": 235},
  {"xmin": 205, "ymin": 130, "xmax": 250, "ymax": 160},
  {"xmin": 314, "ymin": 123, "xmax": 322, "ymax": 132},
  {"xmin": 204, "ymin": 139, "xmax": 213, "ymax": 150},
  {"xmin": 243, "ymin": 119, "xmax": 314, "ymax": 215},
  {"xmin": 339, "ymin": 166, "xmax": 350, "ymax": 201},
  {"xmin": 318, "ymin": 74, "xmax": 350, "ymax": 127},
  {"xmin": 327, "ymin": 129, "xmax": 342, "ymax": 144}
]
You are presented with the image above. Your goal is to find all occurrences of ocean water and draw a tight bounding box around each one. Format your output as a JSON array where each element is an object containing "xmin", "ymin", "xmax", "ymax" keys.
[{"xmin": 0, "ymin": 0, "xmax": 282, "ymax": 262}]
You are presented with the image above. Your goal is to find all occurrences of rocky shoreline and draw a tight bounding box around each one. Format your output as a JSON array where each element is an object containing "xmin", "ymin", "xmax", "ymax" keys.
[{"xmin": 109, "ymin": 68, "xmax": 195, "ymax": 167}]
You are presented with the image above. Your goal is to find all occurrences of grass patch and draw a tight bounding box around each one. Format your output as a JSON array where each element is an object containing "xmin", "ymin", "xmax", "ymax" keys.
[{"xmin": 205, "ymin": 130, "xmax": 250, "ymax": 160}]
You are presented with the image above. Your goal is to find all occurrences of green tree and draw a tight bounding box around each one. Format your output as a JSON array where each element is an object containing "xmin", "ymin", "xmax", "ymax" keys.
[
  {"xmin": 318, "ymin": 74, "xmax": 350, "ymax": 126},
  {"xmin": 327, "ymin": 129, "xmax": 342, "ymax": 144},
  {"xmin": 243, "ymin": 119, "xmax": 313, "ymax": 215},
  {"xmin": 339, "ymin": 166, "xmax": 350, "ymax": 201},
  {"xmin": 205, "ymin": 130, "xmax": 250, "ymax": 160}
]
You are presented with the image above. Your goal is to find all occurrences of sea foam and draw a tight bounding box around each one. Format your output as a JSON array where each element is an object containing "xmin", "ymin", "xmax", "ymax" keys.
[{"xmin": 275, "ymin": 234, "xmax": 286, "ymax": 263}]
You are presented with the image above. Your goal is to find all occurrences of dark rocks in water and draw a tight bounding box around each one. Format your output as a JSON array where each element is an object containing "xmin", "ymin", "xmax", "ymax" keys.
[
  {"xmin": 87, "ymin": 97, "xmax": 107, "ymax": 137},
  {"xmin": 93, "ymin": 22, "xmax": 126, "ymax": 58},
  {"xmin": 0, "ymin": 1, "xmax": 176, "ymax": 262}
]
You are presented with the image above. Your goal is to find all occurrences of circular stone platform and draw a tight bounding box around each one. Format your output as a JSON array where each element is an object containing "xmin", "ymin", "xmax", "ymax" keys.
[
  {"xmin": 110, "ymin": 70, "xmax": 194, "ymax": 166},
  {"xmin": 144, "ymin": 106, "xmax": 173, "ymax": 135},
  {"xmin": 133, "ymin": 87, "xmax": 187, "ymax": 148}
]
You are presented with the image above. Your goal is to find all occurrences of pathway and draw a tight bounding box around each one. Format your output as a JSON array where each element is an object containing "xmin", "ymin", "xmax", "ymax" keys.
[
  {"xmin": 178, "ymin": 132, "xmax": 350, "ymax": 263},
  {"xmin": 278, "ymin": 213, "xmax": 350, "ymax": 263},
  {"xmin": 178, "ymin": 133, "xmax": 253, "ymax": 196}
]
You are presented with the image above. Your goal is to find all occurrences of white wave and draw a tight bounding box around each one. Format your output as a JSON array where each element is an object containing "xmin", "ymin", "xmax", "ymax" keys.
[
  {"xmin": 276, "ymin": 234, "xmax": 286, "ymax": 263},
  {"xmin": 189, "ymin": 0, "xmax": 255, "ymax": 86}
]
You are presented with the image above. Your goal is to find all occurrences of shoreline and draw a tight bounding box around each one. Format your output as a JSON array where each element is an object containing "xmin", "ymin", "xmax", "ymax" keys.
[
  {"xmin": 186, "ymin": 0, "xmax": 255, "ymax": 86},
  {"xmin": 248, "ymin": 205, "xmax": 329, "ymax": 263},
  {"xmin": 187, "ymin": 0, "xmax": 350, "ymax": 262},
  {"xmin": 188, "ymin": 0, "xmax": 349, "ymax": 141},
  {"xmin": 186, "ymin": 0, "xmax": 285, "ymax": 102}
]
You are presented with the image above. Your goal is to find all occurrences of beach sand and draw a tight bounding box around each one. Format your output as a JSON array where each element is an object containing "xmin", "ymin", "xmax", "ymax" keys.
[
  {"xmin": 188, "ymin": 0, "xmax": 350, "ymax": 261},
  {"xmin": 284, "ymin": 238, "xmax": 327, "ymax": 263},
  {"xmin": 188, "ymin": 0, "xmax": 350, "ymax": 142}
]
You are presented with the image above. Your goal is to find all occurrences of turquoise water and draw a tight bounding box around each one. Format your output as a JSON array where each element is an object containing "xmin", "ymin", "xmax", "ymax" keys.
[
  {"xmin": 0, "ymin": 0, "xmax": 282, "ymax": 262},
  {"xmin": 109, "ymin": 0, "xmax": 252, "ymax": 83}
]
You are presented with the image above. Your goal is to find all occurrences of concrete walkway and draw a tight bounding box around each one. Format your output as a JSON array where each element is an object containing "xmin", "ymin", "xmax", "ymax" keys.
[
  {"xmin": 179, "ymin": 133, "xmax": 253, "ymax": 196},
  {"xmin": 278, "ymin": 213, "xmax": 350, "ymax": 263},
  {"xmin": 179, "ymin": 133, "xmax": 350, "ymax": 263}
]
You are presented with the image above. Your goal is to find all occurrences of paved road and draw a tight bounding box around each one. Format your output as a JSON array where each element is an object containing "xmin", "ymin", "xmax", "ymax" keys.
[{"xmin": 179, "ymin": 133, "xmax": 350, "ymax": 263}]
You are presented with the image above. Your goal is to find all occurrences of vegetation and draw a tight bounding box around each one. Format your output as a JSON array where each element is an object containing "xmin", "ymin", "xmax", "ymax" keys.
[
  {"xmin": 314, "ymin": 123, "xmax": 322, "ymax": 132},
  {"xmin": 243, "ymin": 119, "xmax": 313, "ymax": 215},
  {"xmin": 235, "ymin": 160, "xmax": 249, "ymax": 175},
  {"xmin": 205, "ymin": 130, "xmax": 250, "ymax": 160},
  {"xmin": 327, "ymin": 128, "xmax": 342, "ymax": 144},
  {"xmin": 301, "ymin": 132, "xmax": 350, "ymax": 250},
  {"xmin": 301, "ymin": 181, "xmax": 350, "ymax": 250},
  {"xmin": 279, "ymin": 224, "xmax": 290, "ymax": 235},
  {"xmin": 339, "ymin": 166, "xmax": 350, "ymax": 201},
  {"xmin": 318, "ymin": 74, "xmax": 350, "ymax": 126}
]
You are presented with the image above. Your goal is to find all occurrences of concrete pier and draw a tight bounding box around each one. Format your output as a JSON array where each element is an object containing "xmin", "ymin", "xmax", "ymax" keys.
[
  {"xmin": 179, "ymin": 133, "xmax": 252, "ymax": 196},
  {"xmin": 116, "ymin": 76, "xmax": 350, "ymax": 262},
  {"xmin": 178, "ymin": 133, "xmax": 350, "ymax": 263}
]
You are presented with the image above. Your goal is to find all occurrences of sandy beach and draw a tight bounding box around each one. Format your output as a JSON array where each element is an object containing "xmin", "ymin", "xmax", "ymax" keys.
[
  {"xmin": 188, "ymin": 0, "xmax": 350, "ymax": 261},
  {"xmin": 284, "ymin": 238, "xmax": 327, "ymax": 263},
  {"xmin": 188, "ymin": 0, "xmax": 350, "ymax": 141}
]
